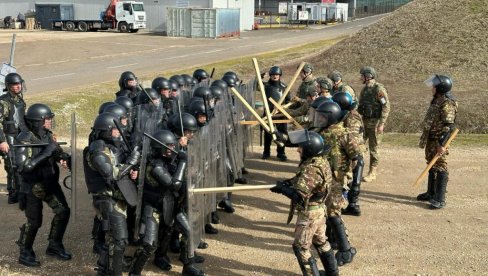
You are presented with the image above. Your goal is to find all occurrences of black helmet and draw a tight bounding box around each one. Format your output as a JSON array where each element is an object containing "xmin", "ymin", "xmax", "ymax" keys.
[
  {"xmin": 103, "ymin": 103, "xmax": 127, "ymax": 119},
  {"xmin": 170, "ymin": 75, "xmax": 186, "ymax": 87},
  {"xmin": 222, "ymin": 75, "xmax": 236, "ymax": 87},
  {"xmin": 211, "ymin": 79, "xmax": 228, "ymax": 91},
  {"xmin": 332, "ymin": 92, "xmax": 355, "ymax": 111},
  {"xmin": 193, "ymin": 69, "xmax": 209, "ymax": 82},
  {"xmin": 169, "ymin": 79, "xmax": 179, "ymax": 91},
  {"xmin": 268, "ymin": 66, "xmax": 282, "ymax": 76},
  {"xmin": 425, "ymin": 74, "xmax": 452, "ymax": 94},
  {"xmin": 151, "ymin": 77, "xmax": 170, "ymax": 91},
  {"xmin": 302, "ymin": 63, "xmax": 313, "ymax": 74},
  {"xmin": 151, "ymin": 129, "xmax": 178, "ymax": 150},
  {"xmin": 181, "ymin": 74, "xmax": 194, "ymax": 86},
  {"xmin": 168, "ymin": 112, "xmax": 199, "ymax": 136},
  {"xmin": 210, "ymin": 86, "xmax": 224, "ymax": 100},
  {"xmin": 4, "ymin": 72, "xmax": 24, "ymax": 92},
  {"xmin": 300, "ymin": 131, "xmax": 326, "ymax": 159},
  {"xmin": 93, "ymin": 112, "xmax": 118, "ymax": 131},
  {"xmin": 114, "ymin": 96, "xmax": 134, "ymax": 112},
  {"xmin": 314, "ymin": 101, "xmax": 342, "ymax": 128},
  {"xmin": 188, "ymin": 98, "xmax": 207, "ymax": 125},
  {"xmin": 25, "ymin": 103, "xmax": 54, "ymax": 121},
  {"xmin": 310, "ymin": 96, "xmax": 331, "ymax": 109},
  {"xmin": 360, "ymin": 66, "xmax": 376, "ymax": 79},
  {"xmin": 193, "ymin": 87, "xmax": 213, "ymax": 100},
  {"xmin": 98, "ymin": 102, "xmax": 115, "ymax": 114},
  {"xmin": 327, "ymin": 71, "xmax": 342, "ymax": 83},
  {"xmin": 223, "ymin": 71, "xmax": 239, "ymax": 81},
  {"xmin": 118, "ymin": 71, "xmax": 137, "ymax": 89},
  {"xmin": 139, "ymin": 88, "xmax": 161, "ymax": 104}
]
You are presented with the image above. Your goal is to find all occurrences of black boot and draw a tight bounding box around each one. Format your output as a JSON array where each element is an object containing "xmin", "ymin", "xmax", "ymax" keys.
[
  {"xmin": 218, "ymin": 197, "xmax": 235, "ymax": 213},
  {"xmin": 317, "ymin": 249, "xmax": 339, "ymax": 276},
  {"xmin": 417, "ymin": 170, "xmax": 436, "ymax": 201},
  {"xmin": 92, "ymin": 217, "xmax": 106, "ymax": 254},
  {"xmin": 169, "ymin": 230, "xmax": 181, "ymax": 254},
  {"xmin": 328, "ymin": 217, "xmax": 356, "ymax": 266},
  {"xmin": 95, "ymin": 245, "xmax": 109, "ymax": 276},
  {"xmin": 235, "ymin": 177, "xmax": 247, "ymax": 184},
  {"xmin": 430, "ymin": 171, "xmax": 448, "ymax": 209},
  {"xmin": 197, "ymin": 240, "xmax": 208, "ymax": 249},
  {"xmin": 129, "ymin": 245, "xmax": 154, "ymax": 276},
  {"xmin": 17, "ymin": 224, "xmax": 41, "ymax": 267},
  {"xmin": 154, "ymin": 230, "xmax": 173, "ymax": 271},
  {"xmin": 46, "ymin": 240, "xmax": 72, "ymax": 260},
  {"xmin": 180, "ymin": 239, "xmax": 205, "ymax": 276},
  {"xmin": 325, "ymin": 220, "xmax": 337, "ymax": 250},
  {"xmin": 8, "ymin": 189, "xmax": 18, "ymax": 204},
  {"xmin": 193, "ymin": 251, "xmax": 205, "ymax": 263},
  {"xmin": 204, "ymin": 223, "xmax": 218, "ymax": 234},
  {"xmin": 342, "ymin": 203, "xmax": 361, "ymax": 216}
]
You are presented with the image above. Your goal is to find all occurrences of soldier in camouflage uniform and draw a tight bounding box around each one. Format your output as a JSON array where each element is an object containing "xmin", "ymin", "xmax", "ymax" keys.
[
  {"xmin": 328, "ymin": 71, "xmax": 356, "ymax": 100},
  {"xmin": 357, "ymin": 66, "xmax": 390, "ymax": 182},
  {"xmin": 297, "ymin": 63, "xmax": 318, "ymax": 100},
  {"xmin": 271, "ymin": 131, "xmax": 339, "ymax": 276},
  {"xmin": 0, "ymin": 73, "xmax": 27, "ymax": 204},
  {"xmin": 316, "ymin": 77, "xmax": 333, "ymax": 98},
  {"xmin": 273, "ymin": 87, "xmax": 318, "ymax": 129},
  {"xmin": 313, "ymin": 101, "xmax": 363, "ymax": 264},
  {"xmin": 418, "ymin": 75, "xmax": 457, "ymax": 209}
]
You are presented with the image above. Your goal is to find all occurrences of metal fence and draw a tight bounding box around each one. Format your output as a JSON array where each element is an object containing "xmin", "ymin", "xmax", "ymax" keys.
[{"xmin": 350, "ymin": 0, "xmax": 411, "ymax": 19}]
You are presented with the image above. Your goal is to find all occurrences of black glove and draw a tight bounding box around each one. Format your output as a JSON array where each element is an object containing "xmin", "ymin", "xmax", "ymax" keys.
[
  {"xmin": 260, "ymin": 72, "xmax": 266, "ymax": 79},
  {"xmin": 270, "ymin": 181, "xmax": 285, "ymax": 194},
  {"xmin": 59, "ymin": 152, "xmax": 71, "ymax": 170},
  {"xmin": 126, "ymin": 147, "xmax": 141, "ymax": 166},
  {"xmin": 177, "ymin": 150, "xmax": 187, "ymax": 162}
]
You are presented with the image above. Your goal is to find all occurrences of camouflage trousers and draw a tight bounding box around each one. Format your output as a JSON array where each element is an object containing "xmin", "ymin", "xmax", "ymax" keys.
[
  {"xmin": 363, "ymin": 119, "xmax": 383, "ymax": 167},
  {"xmin": 293, "ymin": 208, "xmax": 330, "ymax": 264},
  {"xmin": 425, "ymin": 138, "xmax": 449, "ymax": 172}
]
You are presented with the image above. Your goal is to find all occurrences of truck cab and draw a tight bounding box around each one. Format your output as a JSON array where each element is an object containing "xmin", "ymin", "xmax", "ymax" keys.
[{"xmin": 115, "ymin": 1, "xmax": 146, "ymax": 32}]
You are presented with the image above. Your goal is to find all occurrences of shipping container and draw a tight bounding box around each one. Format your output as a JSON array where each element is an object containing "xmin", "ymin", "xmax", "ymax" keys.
[
  {"xmin": 35, "ymin": 4, "xmax": 74, "ymax": 29},
  {"xmin": 166, "ymin": 8, "xmax": 240, "ymax": 38}
]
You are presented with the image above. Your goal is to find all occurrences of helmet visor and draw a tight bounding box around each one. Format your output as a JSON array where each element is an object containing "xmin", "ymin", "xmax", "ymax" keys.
[
  {"xmin": 288, "ymin": 129, "xmax": 310, "ymax": 145},
  {"xmin": 312, "ymin": 111, "xmax": 329, "ymax": 128},
  {"xmin": 424, "ymin": 74, "xmax": 440, "ymax": 87}
]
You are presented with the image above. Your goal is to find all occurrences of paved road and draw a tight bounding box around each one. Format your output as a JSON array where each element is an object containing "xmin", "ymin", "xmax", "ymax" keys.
[{"xmin": 0, "ymin": 14, "xmax": 387, "ymax": 94}]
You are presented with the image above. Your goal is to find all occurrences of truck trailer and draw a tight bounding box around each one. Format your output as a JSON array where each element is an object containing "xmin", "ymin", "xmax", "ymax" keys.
[{"xmin": 52, "ymin": 0, "xmax": 146, "ymax": 32}]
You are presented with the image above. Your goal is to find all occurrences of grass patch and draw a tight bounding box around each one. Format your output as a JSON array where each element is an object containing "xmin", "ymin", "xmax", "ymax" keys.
[
  {"xmin": 469, "ymin": 0, "xmax": 488, "ymax": 14},
  {"xmin": 24, "ymin": 36, "xmax": 345, "ymax": 137},
  {"xmin": 382, "ymin": 133, "xmax": 488, "ymax": 148}
]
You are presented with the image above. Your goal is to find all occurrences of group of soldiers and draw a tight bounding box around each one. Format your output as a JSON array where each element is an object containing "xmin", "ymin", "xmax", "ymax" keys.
[{"xmin": 0, "ymin": 59, "xmax": 457, "ymax": 276}]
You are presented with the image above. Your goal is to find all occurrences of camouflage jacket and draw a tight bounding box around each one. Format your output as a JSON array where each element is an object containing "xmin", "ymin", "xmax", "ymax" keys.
[
  {"xmin": 420, "ymin": 93, "xmax": 458, "ymax": 146},
  {"xmin": 358, "ymin": 81, "xmax": 390, "ymax": 126},
  {"xmin": 297, "ymin": 75, "xmax": 317, "ymax": 99},
  {"xmin": 0, "ymin": 91, "xmax": 26, "ymax": 142},
  {"xmin": 344, "ymin": 109, "xmax": 366, "ymax": 152},
  {"xmin": 318, "ymin": 123, "xmax": 361, "ymax": 183},
  {"xmin": 331, "ymin": 83, "xmax": 357, "ymax": 101},
  {"xmin": 291, "ymin": 155, "xmax": 332, "ymax": 214}
]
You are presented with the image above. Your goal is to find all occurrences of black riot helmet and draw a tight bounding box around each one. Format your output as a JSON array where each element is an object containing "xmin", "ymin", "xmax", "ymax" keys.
[
  {"xmin": 103, "ymin": 103, "xmax": 128, "ymax": 120},
  {"xmin": 314, "ymin": 101, "xmax": 342, "ymax": 128},
  {"xmin": 211, "ymin": 79, "xmax": 228, "ymax": 91},
  {"xmin": 25, "ymin": 103, "xmax": 55, "ymax": 133},
  {"xmin": 151, "ymin": 129, "xmax": 179, "ymax": 158},
  {"xmin": 168, "ymin": 112, "xmax": 199, "ymax": 136},
  {"xmin": 92, "ymin": 112, "xmax": 123, "ymax": 143},
  {"xmin": 118, "ymin": 71, "xmax": 137, "ymax": 89},
  {"xmin": 151, "ymin": 77, "xmax": 170, "ymax": 92},
  {"xmin": 210, "ymin": 86, "xmax": 224, "ymax": 101},
  {"xmin": 169, "ymin": 79, "xmax": 179, "ymax": 91},
  {"xmin": 269, "ymin": 66, "xmax": 282, "ymax": 76},
  {"xmin": 299, "ymin": 131, "xmax": 326, "ymax": 159},
  {"xmin": 222, "ymin": 75, "xmax": 236, "ymax": 88},
  {"xmin": 98, "ymin": 102, "xmax": 115, "ymax": 114},
  {"xmin": 425, "ymin": 74, "xmax": 452, "ymax": 94},
  {"xmin": 170, "ymin": 75, "xmax": 186, "ymax": 88},
  {"xmin": 193, "ymin": 69, "xmax": 209, "ymax": 82},
  {"xmin": 193, "ymin": 87, "xmax": 213, "ymax": 100},
  {"xmin": 114, "ymin": 96, "xmax": 134, "ymax": 112},
  {"xmin": 181, "ymin": 74, "xmax": 194, "ymax": 86},
  {"xmin": 310, "ymin": 96, "xmax": 331, "ymax": 109},
  {"xmin": 332, "ymin": 92, "xmax": 355, "ymax": 111},
  {"xmin": 223, "ymin": 71, "xmax": 239, "ymax": 82},
  {"xmin": 188, "ymin": 98, "xmax": 207, "ymax": 126},
  {"xmin": 139, "ymin": 88, "xmax": 161, "ymax": 105},
  {"xmin": 4, "ymin": 72, "xmax": 25, "ymax": 93}
]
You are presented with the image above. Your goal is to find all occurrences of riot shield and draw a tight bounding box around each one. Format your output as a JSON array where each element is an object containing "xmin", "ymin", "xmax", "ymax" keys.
[{"xmin": 70, "ymin": 112, "xmax": 77, "ymax": 223}]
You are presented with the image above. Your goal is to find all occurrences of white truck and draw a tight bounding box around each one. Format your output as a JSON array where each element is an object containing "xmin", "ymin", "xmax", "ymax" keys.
[{"xmin": 52, "ymin": 0, "xmax": 146, "ymax": 33}]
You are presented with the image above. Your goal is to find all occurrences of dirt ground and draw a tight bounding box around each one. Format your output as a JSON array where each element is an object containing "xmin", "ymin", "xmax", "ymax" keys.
[{"xmin": 0, "ymin": 141, "xmax": 487, "ymax": 276}]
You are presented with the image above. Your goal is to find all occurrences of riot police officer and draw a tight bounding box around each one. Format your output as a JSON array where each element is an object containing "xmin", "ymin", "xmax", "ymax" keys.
[
  {"xmin": 15, "ymin": 103, "xmax": 71, "ymax": 267},
  {"xmin": 83, "ymin": 112, "xmax": 141, "ymax": 276},
  {"xmin": 115, "ymin": 71, "xmax": 141, "ymax": 104}
]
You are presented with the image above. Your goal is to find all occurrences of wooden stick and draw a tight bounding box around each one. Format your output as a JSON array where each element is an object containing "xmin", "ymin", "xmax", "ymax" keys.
[
  {"xmin": 413, "ymin": 128, "xmax": 459, "ymax": 187},
  {"xmin": 192, "ymin": 184, "xmax": 276, "ymax": 194},
  {"xmin": 229, "ymin": 87, "xmax": 271, "ymax": 133},
  {"xmin": 271, "ymin": 61, "xmax": 305, "ymax": 115},
  {"xmin": 240, "ymin": 119, "xmax": 292, "ymax": 125},
  {"xmin": 269, "ymin": 97, "xmax": 304, "ymax": 129},
  {"xmin": 252, "ymin": 58, "xmax": 281, "ymax": 146},
  {"xmin": 263, "ymin": 102, "xmax": 294, "ymax": 121}
]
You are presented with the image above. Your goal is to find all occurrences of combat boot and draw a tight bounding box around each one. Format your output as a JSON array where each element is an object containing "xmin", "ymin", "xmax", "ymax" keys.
[
  {"xmin": 417, "ymin": 170, "xmax": 436, "ymax": 201},
  {"xmin": 328, "ymin": 217, "xmax": 356, "ymax": 266},
  {"xmin": 218, "ymin": 197, "xmax": 235, "ymax": 213},
  {"xmin": 204, "ymin": 223, "xmax": 218, "ymax": 234},
  {"xmin": 211, "ymin": 211, "xmax": 220, "ymax": 224},
  {"xmin": 46, "ymin": 240, "xmax": 72, "ymax": 260},
  {"xmin": 180, "ymin": 239, "xmax": 205, "ymax": 276},
  {"xmin": 317, "ymin": 249, "xmax": 339, "ymax": 276},
  {"xmin": 17, "ymin": 224, "xmax": 41, "ymax": 267},
  {"xmin": 362, "ymin": 166, "xmax": 377, "ymax": 182},
  {"xmin": 343, "ymin": 203, "xmax": 361, "ymax": 216},
  {"xmin": 430, "ymin": 171, "xmax": 448, "ymax": 209},
  {"xmin": 8, "ymin": 190, "xmax": 18, "ymax": 204},
  {"xmin": 154, "ymin": 231, "xmax": 173, "ymax": 271}
]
